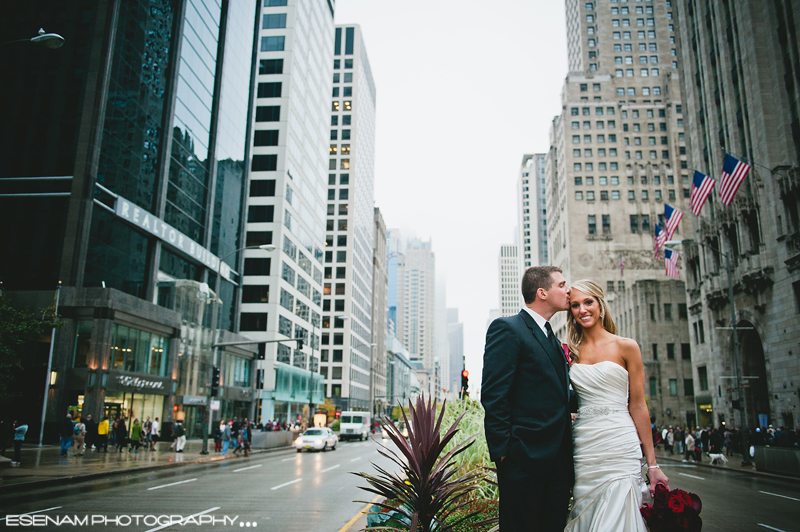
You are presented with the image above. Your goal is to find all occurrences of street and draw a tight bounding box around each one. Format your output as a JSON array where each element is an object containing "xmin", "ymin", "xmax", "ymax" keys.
[
  {"xmin": 0, "ymin": 438, "xmax": 398, "ymax": 532},
  {"xmin": 657, "ymin": 462, "xmax": 800, "ymax": 532}
]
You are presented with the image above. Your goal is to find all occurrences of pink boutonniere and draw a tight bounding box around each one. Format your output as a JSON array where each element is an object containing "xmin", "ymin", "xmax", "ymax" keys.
[{"xmin": 562, "ymin": 343, "xmax": 572, "ymax": 366}]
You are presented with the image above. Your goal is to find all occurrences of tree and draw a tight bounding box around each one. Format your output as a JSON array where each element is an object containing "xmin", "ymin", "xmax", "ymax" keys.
[{"xmin": 0, "ymin": 296, "xmax": 58, "ymax": 410}]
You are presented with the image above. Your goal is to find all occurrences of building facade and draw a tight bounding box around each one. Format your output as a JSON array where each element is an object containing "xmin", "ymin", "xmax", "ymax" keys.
[
  {"xmin": 239, "ymin": 0, "xmax": 335, "ymax": 424},
  {"xmin": 447, "ymin": 308, "xmax": 464, "ymax": 399},
  {"xmin": 318, "ymin": 24, "xmax": 376, "ymax": 412},
  {"xmin": 371, "ymin": 208, "xmax": 388, "ymax": 415},
  {"xmin": 674, "ymin": 0, "xmax": 800, "ymax": 429},
  {"xmin": 499, "ymin": 245, "xmax": 522, "ymax": 317},
  {"xmin": 0, "ymin": 0, "xmax": 262, "ymax": 439},
  {"xmin": 547, "ymin": 0, "xmax": 695, "ymax": 424},
  {"xmin": 518, "ymin": 154, "xmax": 549, "ymax": 269}
]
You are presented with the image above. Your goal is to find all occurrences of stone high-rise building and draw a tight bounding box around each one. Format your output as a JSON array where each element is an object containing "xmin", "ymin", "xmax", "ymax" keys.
[
  {"xmin": 673, "ymin": 0, "xmax": 800, "ymax": 429},
  {"xmin": 548, "ymin": 0, "xmax": 695, "ymax": 425},
  {"xmin": 320, "ymin": 24, "xmax": 377, "ymax": 412}
]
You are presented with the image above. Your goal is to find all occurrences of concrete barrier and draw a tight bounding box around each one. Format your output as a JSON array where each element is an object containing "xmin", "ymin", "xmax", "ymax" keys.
[
  {"xmin": 251, "ymin": 431, "xmax": 294, "ymax": 449},
  {"xmin": 754, "ymin": 447, "xmax": 800, "ymax": 477}
]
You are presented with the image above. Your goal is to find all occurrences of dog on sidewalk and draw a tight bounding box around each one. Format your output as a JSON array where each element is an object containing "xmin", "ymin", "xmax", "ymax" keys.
[{"xmin": 708, "ymin": 452, "xmax": 728, "ymax": 465}]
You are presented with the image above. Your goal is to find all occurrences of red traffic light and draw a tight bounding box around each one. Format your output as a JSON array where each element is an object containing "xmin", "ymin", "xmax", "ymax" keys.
[{"xmin": 461, "ymin": 370, "xmax": 469, "ymax": 378}]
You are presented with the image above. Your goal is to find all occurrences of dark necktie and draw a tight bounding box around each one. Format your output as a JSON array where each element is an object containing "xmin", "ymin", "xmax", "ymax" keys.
[{"xmin": 545, "ymin": 322, "xmax": 561, "ymax": 353}]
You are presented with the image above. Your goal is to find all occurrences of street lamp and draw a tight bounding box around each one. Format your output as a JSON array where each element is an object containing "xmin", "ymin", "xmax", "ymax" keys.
[
  {"xmin": 664, "ymin": 239, "xmax": 748, "ymax": 430},
  {"xmin": 1, "ymin": 28, "xmax": 65, "ymax": 49},
  {"xmin": 200, "ymin": 243, "xmax": 276, "ymax": 454}
]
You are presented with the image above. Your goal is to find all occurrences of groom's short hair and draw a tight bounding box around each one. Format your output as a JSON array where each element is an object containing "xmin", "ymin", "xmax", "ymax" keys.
[{"xmin": 521, "ymin": 266, "xmax": 562, "ymax": 304}]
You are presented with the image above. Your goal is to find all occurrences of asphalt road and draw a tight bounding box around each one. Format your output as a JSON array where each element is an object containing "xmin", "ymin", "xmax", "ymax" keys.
[
  {"xmin": 0, "ymin": 437, "xmax": 398, "ymax": 532},
  {"xmin": 657, "ymin": 462, "xmax": 800, "ymax": 532}
]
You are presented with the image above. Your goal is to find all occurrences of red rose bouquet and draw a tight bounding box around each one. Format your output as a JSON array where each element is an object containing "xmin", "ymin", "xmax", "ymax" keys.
[{"xmin": 640, "ymin": 484, "xmax": 702, "ymax": 532}]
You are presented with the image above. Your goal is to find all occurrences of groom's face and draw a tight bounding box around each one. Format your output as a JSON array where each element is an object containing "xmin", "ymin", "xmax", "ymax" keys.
[{"xmin": 543, "ymin": 272, "xmax": 571, "ymax": 311}]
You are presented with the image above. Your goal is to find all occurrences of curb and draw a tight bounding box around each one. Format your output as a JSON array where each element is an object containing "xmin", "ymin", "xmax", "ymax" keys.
[
  {"xmin": 0, "ymin": 446, "xmax": 294, "ymax": 495},
  {"xmin": 656, "ymin": 453, "xmax": 800, "ymax": 482}
]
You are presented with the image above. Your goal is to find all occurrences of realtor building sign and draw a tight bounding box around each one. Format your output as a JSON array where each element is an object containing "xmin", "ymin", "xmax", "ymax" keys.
[{"xmin": 114, "ymin": 196, "xmax": 233, "ymax": 281}]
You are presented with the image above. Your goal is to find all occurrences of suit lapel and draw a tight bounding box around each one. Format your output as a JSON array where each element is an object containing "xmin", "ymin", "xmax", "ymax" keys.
[{"xmin": 519, "ymin": 311, "xmax": 567, "ymax": 390}]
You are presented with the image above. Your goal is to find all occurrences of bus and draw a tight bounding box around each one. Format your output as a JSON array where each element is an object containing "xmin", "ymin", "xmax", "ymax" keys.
[{"xmin": 339, "ymin": 411, "xmax": 371, "ymax": 441}]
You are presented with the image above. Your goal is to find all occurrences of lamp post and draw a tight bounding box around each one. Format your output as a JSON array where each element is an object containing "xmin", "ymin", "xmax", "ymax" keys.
[
  {"xmin": 1, "ymin": 28, "xmax": 65, "ymax": 49},
  {"xmin": 664, "ymin": 239, "xmax": 748, "ymax": 430},
  {"xmin": 200, "ymin": 243, "xmax": 275, "ymax": 454}
]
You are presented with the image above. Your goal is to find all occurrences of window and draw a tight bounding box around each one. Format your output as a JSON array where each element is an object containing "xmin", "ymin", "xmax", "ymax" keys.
[
  {"xmin": 257, "ymin": 82, "xmax": 282, "ymax": 98},
  {"xmin": 264, "ymin": 0, "xmax": 288, "ymax": 5},
  {"xmin": 649, "ymin": 377, "xmax": 657, "ymax": 396},
  {"xmin": 698, "ymin": 366, "xmax": 709, "ymax": 391},
  {"xmin": 587, "ymin": 191, "xmax": 595, "ymax": 200},
  {"xmin": 641, "ymin": 214, "xmax": 650, "ymax": 233},
  {"xmin": 628, "ymin": 190, "xmax": 635, "ymax": 200},
  {"xmin": 252, "ymin": 155, "xmax": 277, "ymax": 171},
  {"xmin": 244, "ymin": 258, "xmax": 271, "ymax": 276},
  {"xmin": 247, "ymin": 205, "xmax": 274, "ymax": 223},
  {"xmin": 681, "ymin": 343, "xmax": 691, "ymax": 360},
  {"xmin": 684, "ymin": 379, "xmax": 694, "ymax": 397},
  {"xmin": 261, "ymin": 36, "xmax": 285, "ymax": 51},
  {"xmin": 575, "ymin": 191, "xmax": 584, "ymax": 200},
  {"xmin": 612, "ymin": 190, "xmax": 620, "ymax": 199},
  {"xmin": 262, "ymin": 13, "xmax": 286, "ymax": 28},
  {"xmin": 240, "ymin": 313, "xmax": 268, "ymax": 331},
  {"xmin": 630, "ymin": 215, "xmax": 639, "ymax": 234},
  {"xmin": 259, "ymin": 59, "xmax": 283, "ymax": 74},
  {"xmin": 601, "ymin": 191, "xmax": 609, "ymax": 201},
  {"xmin": 254, "ymin": 130, "xmax": 279, "ymax": 146},
  {"xmin": 652, "ymin": 344, "xmax": 658, "ymax": 360},
  {"xmin": 256, "ymin": 106, "xmax": 280, "ymax": 122},
  {"xmin": 588, "ymin": 215, "xmax": 597, "ymax": 234},
  {"xmin": 667, "ymin": 343, "xmax": 675, "ymax": 360},
  {"xmin": 575, "ymin": 176, "xmax": 583, "ymax": 185},
  {"xmin": 242, "ymin": 285, "xmax": 270, "ymax": 303},
  {"xmin": 669, "ymin": 379, "xmax": 678, "ymax": 396},
  {"xmin": 664, "ymin": 303, "xmax": 672, "ymax": 321},
  {"xmin": 602, "ymin": 215, "xmax": 611, "ymax": 234},
  {"xmin": 650, "ymin": 304, "xmax": 656, "ymax": 321}
]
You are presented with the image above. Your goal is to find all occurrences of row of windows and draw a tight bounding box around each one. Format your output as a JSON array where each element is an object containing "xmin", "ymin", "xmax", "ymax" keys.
[
  {"xmin": 329, "ymin": 144, "xmax": 350, "ymax": 155},
  {"xmin": 575, "ymin": 189, "xmax": 688, "ymax": 201},
  {"xmin": 332, "ymin": 86, "xmax": 352, "ymax": 97},
  {"xmin": 575, "ymin": 174, "xmax": 687, "ymax": 186},
  {"xmin": 330, "ymin": 129, "xmax": 351, "ymax": 140},
  {"xmin": 571, "ymin": 105, "xmax": 616, "ymax": 115},
  {"xmin": 331, "ymin": 101, "xmax": 352, "ymax": 112},
  {"xmin": 615, "ymin": 55, "xmax": 660, "ymax": 64},
  {"xmin": 333, "ymin": 72, "xmax": 353, "ymax": 84},
  {"xmin": 333, "ymin": 58, "xmax": 354, "ymax": 70},
  {"xmin": 614, "ymin": 67, "xmax": 663, "ymax": 77},
  {"xmin": 330, "ymin": 114, "xmax": 351, "ymax": 126},
  {"xmin": 609, "ymin": 18, "xmax": 657, "ymax": 27},
  {"xmin": 576, "ymin": 147, "xmax": 669, "ymax": 156}
]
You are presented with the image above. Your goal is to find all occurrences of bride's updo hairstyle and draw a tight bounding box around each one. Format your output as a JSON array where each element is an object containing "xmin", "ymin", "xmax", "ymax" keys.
[{"xmin": 566, "ymin": 279, "xmax": 617, "ymax": 364}]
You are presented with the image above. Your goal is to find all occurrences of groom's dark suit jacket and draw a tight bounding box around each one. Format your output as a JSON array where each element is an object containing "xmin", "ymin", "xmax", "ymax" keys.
[{"xmin": 481, "ymin": 310, "xmax": 575, "ymax": 480}]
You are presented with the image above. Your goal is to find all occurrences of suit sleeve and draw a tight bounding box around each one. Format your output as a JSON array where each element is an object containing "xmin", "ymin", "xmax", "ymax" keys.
[{"xmin": 480, "ymin": 319, "xmax": 520, "ymax": 463}]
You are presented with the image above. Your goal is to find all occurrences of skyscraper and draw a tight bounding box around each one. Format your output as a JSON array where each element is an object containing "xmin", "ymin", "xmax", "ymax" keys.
[
  {"xmin": 0, "ymin": 0, "xmax": 261, "ymax": 438},
  {"xmin": 499, "ymin": 245, "xmax": 522, "ymax": 317},
  {"xmin": 518, "ymin": 154, "xmax": 548, "ymax": 269},
  {"xmin": 673, "ymin": 0, "xmax": 800, "ymax": 429},
  {"xmin": 240, "ymin": 0, "xmax": 335, "ymax": 423},
  {"xmin": 547, "ymin": 0, "xmax": 694, "ymax": 426},
  {"xmin": 395, "ymin": 235, "xmax": 437, "ymax": 398},
  {"xmin": 319, "ymin": 24, "xmax": 377, "ymax": 412}
]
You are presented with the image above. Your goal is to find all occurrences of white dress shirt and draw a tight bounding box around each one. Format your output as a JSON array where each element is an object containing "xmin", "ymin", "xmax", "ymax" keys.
[{"xmin": 521, "ymin": 307, "xmax": 550, "ymax": 337}]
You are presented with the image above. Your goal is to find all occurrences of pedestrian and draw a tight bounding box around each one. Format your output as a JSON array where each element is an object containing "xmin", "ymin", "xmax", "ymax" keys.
[
  {"xmin": 740, "ymin": 428, "xmax": 752, "ymax": 466},
  {"xmin": 221, "ymin": 420, "xmax": 232, "ymax": 456},
  {"xmin": 265, "ymin": 419, "xmax": 273, "ymax": 432},
  {"xmin": 143, "ymin": 417, "xmax": 152, "ymax": 451},
  {"xmin": 115, "ymin": 416, "xmax": 128, "ymax": 453},
  {"xmin": 84, "ymin": 414, "xmax": 97, "ymax": 450},
  {"xmin": 72, "ymin": 418, "xmax": 86, "ymax": 456},
  {"xmin": 213, "ymin": 422, "xmax": 222, "ymax": 453},
  {"xmin": 11, "ymin": 420, "xmax": 28, "ymax": 466},
  {"xmin": 683, "ymin": 431, "xmax": 695, "ymax": 462},
  {"xmin": 666, "ymin": 427, "xmax": 674, "ymax": 454},
  {"xmin": 173, "ymin": 420, "xmax": 186, "ymax": 453},
  {"xmin": 130, "ymin": 419, "xmax": 143, "ymax": 453},
  {"xmin": 110, "ymin": 418, "xmax": 117, "ymax": 447},
  {"xmin": 150, "ymin": 417, "xmax": 160, "ymax": 450},
  {"xmin": 241, "ymin": 420, "xmax": 251, "ymax": 457},
  {"xmin": 97, "ymin": 416, "xmax": 109, "ymax": 451},
  {"xmin": 60, "ymin": 414, "xmax": 74, "ymax": 456}
]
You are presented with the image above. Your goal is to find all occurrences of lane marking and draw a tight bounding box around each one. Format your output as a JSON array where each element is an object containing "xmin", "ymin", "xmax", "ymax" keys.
[
  {"xmin": 0, "ymin": 507, "xmax": 62, "ymax": 522},
  {"xmin": 337, "ymin": 494, "xmax": 382, "ymax": 532},
  {"xmin": 760, "ymin": 491, "xmax": 800, "ymax": 502},
  {"xmin": 144, "ymin": 506, "xmax": 220, "ymax": 532},
  {"xmin": 758, "ymin": 525, "xmax": 787, "ymax": 532},
  {"xmin": 321, "ymin": 464, "xmax": 341, "ymax": 473},
  {"xmin": 271, "ymin": 478, "xmax": 302, "ymax": 490},
  {"xmin": 234, "ymin": 464, "xmax": 263, "ymax": 473},
  {"xmin": 147, "ymin": 478, "xmax": 198, "ymax": 491},
  {"xmin": 678, "ymin": 473, "xmax": 705, "ymax": 480},
  {"xmin": 350, "ymin": 457, "xmax": 361, "ymax": 462},
  {"xmin": 282, "ymin": 456, "xmax": 298, "ymax": 462}
]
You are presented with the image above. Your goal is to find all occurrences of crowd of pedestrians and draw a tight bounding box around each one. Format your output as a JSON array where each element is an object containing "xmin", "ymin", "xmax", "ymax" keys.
[
  {"xmin": 215, "ymin": 417, "xmax": 254, "ymax": 457},
  {"xmin": 652, "ymin": 423, "xmax": 799, "ymax": 466}
]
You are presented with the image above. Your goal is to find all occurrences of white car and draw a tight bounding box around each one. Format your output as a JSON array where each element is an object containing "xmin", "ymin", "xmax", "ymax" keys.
[{"xmin": 295, "ymin": 428, "xmax": 338, "ymax": 452}]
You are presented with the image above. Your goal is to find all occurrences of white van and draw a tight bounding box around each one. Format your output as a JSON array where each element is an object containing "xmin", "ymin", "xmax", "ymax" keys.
[{"xmin": 339, "ymin": 411, "xmax": 371, "ymax": 441}]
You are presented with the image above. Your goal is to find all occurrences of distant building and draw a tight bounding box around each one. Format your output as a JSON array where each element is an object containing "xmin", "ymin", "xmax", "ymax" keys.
[
  {"xmin": 499, "ymin": 245, "xmax": 522, "ymax": 317},
  {"xmin": 447, "ymin": 308, "xmax": 464, "ymax": 399},
  {"xmin": 371, "ymin": 208, "xmax": 388, "ymax": 416},
  {"xmin": 518, "ymin": 154, "xmax": 548, "ymax": 269}
]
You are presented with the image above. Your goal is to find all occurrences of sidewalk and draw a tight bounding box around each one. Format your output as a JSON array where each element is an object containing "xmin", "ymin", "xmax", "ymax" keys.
[
  {"xmin": 0, "ymin": 440, "xmax": 290, "ymax": 493},
  {"xmin": 653, "ymin": 446, "xmax": 797, "ymax": 480}
]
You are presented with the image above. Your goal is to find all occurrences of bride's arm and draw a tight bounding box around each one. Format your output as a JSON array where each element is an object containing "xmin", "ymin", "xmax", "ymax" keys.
[{"xmin": 623, "ymin": 339, "xmax": 669, "ymax": 491}]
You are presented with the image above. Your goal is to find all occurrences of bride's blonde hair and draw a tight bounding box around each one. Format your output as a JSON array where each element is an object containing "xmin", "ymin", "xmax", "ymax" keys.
[{"xmin": 566, "ymin": 279, "xmax": 617, "ymax": 364}]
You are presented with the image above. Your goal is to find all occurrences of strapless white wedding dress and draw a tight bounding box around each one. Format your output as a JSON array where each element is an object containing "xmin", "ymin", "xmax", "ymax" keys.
[{"xmin": 564, "ymin": 361, "xmax": 648, "ymax": 532}]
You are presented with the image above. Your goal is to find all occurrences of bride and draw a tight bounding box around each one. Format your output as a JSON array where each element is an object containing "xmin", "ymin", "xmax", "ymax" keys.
[{"xmin": 564, "ymin": 280, "xmax": 669, "ymax": 531}]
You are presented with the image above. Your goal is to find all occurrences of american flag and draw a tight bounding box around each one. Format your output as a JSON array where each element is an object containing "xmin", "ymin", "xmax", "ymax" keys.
[
  {"xmin": 664, "ymin": 249, "xmax": 680, "ymax": 279},
  {"xmin": 719, "ymin": 154, "xmax": 751, "ymax": 205},
  {"xmin": 690, "ymin": 171, "xmax": 716, "ymax": 215},
  {"xmin": 664, "ymin": 204, "xmax": 683, "ymax": 240},
  {"xmin": 654, "ymin": 224, "xmax": 666, "ymax": 259}
]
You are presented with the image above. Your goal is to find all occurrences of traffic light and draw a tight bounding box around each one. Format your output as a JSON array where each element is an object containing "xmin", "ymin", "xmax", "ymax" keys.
[
  {"xmin": 461, "ymin": 370, "xmax": 469, "ymax": 399},
  {"xmin": 257, "ymin": 343, "xmax": 266, "ymax": 360},
  {"xmin": 210, "ymin": 366, "xmax": 221, "ymax": 397}
]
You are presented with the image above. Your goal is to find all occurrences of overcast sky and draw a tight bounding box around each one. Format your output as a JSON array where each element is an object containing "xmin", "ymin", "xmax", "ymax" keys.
[{"xmin": 334, "ymin": 0, "xmax": 569, "ymax": 393}]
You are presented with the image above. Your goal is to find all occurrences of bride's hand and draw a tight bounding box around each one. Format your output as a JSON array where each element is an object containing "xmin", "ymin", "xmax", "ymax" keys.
[{"xmin": 648, "ymin": 468, "xmax": 669, "ymax": 493}]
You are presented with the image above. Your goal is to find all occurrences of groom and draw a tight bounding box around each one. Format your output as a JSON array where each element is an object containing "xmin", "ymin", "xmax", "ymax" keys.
[{"xmin": 481, "ymin": 266, "xmax": 574, "ymax": 532}]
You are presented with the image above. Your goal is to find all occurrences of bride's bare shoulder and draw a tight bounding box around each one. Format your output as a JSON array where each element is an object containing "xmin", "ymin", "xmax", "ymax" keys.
[{"xmin": 610, "ymin": 335, "xmax": 640, "ymax": 355}]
